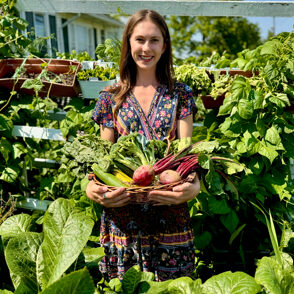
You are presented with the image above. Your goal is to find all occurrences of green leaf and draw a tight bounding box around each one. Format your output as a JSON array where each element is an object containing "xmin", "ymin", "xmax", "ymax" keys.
[
  {"xmin": 219, "ymin": 159, "xmax": 244, "ymax": 175},
  {"xmin": 265, "ymin": 126, "xmax": 281, "ymax": 146},
  {"xmin": 230, "ymin": 76, "xmax": 251, "ymax": 100},
  {"xmin": 237, "ymin": 99, "xmax": 254, "ymax": 120},
  {"xmin": 36, "ymin": 198, "xmax": 94, "ymax": 289},
  {"xmin": 253, "ymin": 90, "xmax": 264, "ymax": 109},
  {"xmin": 0, "ymin": 114, "xmax": 13, "ymax": 134},
  {"xmin": 167, "ymin": 277, "xmax": 202, "ymax": 294},
  {"xmin": 0, "ymin": 213, "xmax": 33, "ymax": 237},
  {"xmin": 248, "ymin": 157, "xmax": 264, "ymax": 175},
  {"xmin": 229, "ymin": 224, "xmax": 246, "ymax": 246},
  {"xmin": 21, "ymin": 79, "xmax": 44, "ymax": 92},
  {"xmin": 0, "ymin": 165, "xmax": 19, "ymax": 183},
  {"xmin": 208, "ymin": 196, "xmax": 231, "ymax": 215},
  {"xmin": 203, "ymin": 271, "xmax": 261, "ymax": 294},
  {"xmin": 198, "ymin": 153, "xmax": 210, "ymax": 169},
  {"xmin": 39, "ymin": 268, "xmax": 95, "ymax": 294},
  {"xmin": 220, "ymin": 210, "xmax": 239, "ymax": 234},
  {"xmin": 255, "ymin": 256, "xmax": 294, "ymax": 294},
  {"xmin": 0, "ymin": 290, "xmax": 14, "ymax": 294},
  {"xmin": 258, "ymin": 141, "xmax": 279, "ymax": 163},
  {"xmin": 190, "ymin": 141, "xmax": 219, "ymax": 154},
  {"xmin": 82, "ymin": 247, "xmax": 104, "ymax": 265},
  {"xmin": 218, "ymin": 95, "xmax": 235, "ymax": 116},
  {"xmin": 122, "ymin": 265, "xmax": 154, "ymax": 294},
  {"xmin": 138, "ymin": 280, "xmax": 172, "ymax": 294},
  {"xmin": 13, "ymin": 142, "xmax": 27, "ymax": 159},
  {"xmin": 260, "ymin": 39, "xmax": 282, "ymax": 56},
  {"xmin": 0, "ymin": 137, "xmax": 12, "ymax": 162},
  {"xmin": 5, "ymin": 232, "xmax": 42, "ymax": 290},
  {"xmin": 194, "ymin": 231, "xmax": 212, "ymax": 250}
]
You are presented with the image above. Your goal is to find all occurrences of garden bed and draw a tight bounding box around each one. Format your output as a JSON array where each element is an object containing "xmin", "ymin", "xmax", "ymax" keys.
[{"xmin": 0, "ymin": 58, "xmax": 81, "ymax": 97}]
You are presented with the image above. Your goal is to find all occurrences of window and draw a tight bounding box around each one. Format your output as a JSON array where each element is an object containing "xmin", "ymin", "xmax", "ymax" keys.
[
  {"xmin": 75, "ymin": 25, "xmax": 90, "ymax": 53},
  {"xmin": 34, "ymin": 14, "xmax": 46, "ymax": 37}
]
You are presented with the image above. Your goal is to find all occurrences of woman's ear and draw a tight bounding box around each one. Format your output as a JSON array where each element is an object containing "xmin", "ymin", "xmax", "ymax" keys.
[{"xmin": 162, "ymin": 43, "xmax": 166, "ymax": 54}]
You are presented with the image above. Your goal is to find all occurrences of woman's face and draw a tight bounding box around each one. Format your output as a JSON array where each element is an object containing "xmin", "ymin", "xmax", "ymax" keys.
[{"xmin": 129, "ymin": 19, "xmax": 166, "ymax": 74}]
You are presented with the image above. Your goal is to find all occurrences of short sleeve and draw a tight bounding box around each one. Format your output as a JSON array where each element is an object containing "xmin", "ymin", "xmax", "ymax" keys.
[
  {"xmin": 176, "ymin": 83, "xmax": 197, "ymax": 120},
  {"xmin": 91, "ymin": 91, "xmax": 114, "ymax": 128}
]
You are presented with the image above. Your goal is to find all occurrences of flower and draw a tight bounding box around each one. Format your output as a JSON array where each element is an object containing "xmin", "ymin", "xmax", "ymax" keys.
[
  {"xmin": 155, "ymin": 120, "xmax": 161, "ymax": 128},
  {"xmin": 127, "ymin": 110, "xmax": 133, "ymax": 118},
  {"xmin": 169, "ymin": 259, "xmax": 177, "ymax": 266},
  {"xmin": 160, "ymin": 110, "xmax": 166, "ymax": 117}
]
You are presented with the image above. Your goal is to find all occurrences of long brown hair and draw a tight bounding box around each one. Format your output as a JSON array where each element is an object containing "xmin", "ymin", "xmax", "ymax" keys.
[{"xmin": 111, "ymin": 9, "xmax": 175, "ymax": 114}]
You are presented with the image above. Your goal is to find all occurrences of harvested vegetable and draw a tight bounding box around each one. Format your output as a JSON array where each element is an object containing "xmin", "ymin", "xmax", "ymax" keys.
[
  {"xmin": 133, "ymin": 165, "xmax": 155, "ymax": 186},
  {"xmin": 92, "ymin": 163, "xmax": 128, "ymax": 187},
  {"xmin": 159, "ymin": 170, "xmax": 181, "ymax": 184}
]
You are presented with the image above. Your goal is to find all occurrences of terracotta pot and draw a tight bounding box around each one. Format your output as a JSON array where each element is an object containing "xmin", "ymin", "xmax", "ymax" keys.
[
  {"xmin": 286, "ymin": 104, "xmax": 294, "ymax": 114},
  {"xmin": 201, "ymin": 94, "xmax": 225, "ymax": 109},
  {"xmin": 201, "ymin": 69, "xmax": 258, "ymax": 109},
  {"xmin": 0, "ymin": 58, "xmax": 81, "ymax": 97}
]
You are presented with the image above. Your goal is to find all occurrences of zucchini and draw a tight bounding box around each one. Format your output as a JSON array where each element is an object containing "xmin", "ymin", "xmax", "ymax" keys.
[{"xmin": 91, "ymin": 163, "xmax": 128, "ymax": 187}]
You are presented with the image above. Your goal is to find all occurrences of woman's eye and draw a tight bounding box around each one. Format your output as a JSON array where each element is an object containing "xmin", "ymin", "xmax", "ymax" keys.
[
  {"xmin": 151, "ymin": 39, "xmax": 159, "ymax": 42},
  {"xmin": 136, "ymin": 38, "xmax": 144, "ymax": 42}
]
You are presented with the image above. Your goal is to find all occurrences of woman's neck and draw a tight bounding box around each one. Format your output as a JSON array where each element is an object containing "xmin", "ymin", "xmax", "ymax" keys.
[{"xmin": 135, "ymin": 69, "xmax": 158, "ymax": 88}]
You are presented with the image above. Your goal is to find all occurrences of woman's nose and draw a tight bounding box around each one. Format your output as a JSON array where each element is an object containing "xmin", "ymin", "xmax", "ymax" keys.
[{"xmin": 142, "ymin": 41, "xmax": 151, "ymax": 51}]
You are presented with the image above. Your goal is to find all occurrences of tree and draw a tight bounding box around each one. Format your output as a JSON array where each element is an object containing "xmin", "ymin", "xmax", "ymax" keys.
[{"xmin": 167, "ymin": 16, "xmax": 262, "ymax": 61}]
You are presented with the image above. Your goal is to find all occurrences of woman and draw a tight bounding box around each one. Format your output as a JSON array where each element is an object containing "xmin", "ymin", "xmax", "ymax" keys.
[{"xmin": 86, "ymin": 9, "xmax": 200, "ymax": 281}]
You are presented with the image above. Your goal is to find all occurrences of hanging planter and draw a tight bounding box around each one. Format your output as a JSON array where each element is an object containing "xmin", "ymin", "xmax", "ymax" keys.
[
  {"xmin": 78, "ymin": 79, "xmax": 116, "ymax": 99},
  {"xmin": 77, "ymin": 63, "xmax": 118, "ymax": 99},
  {"xmin": 0, "ymin": 58, "xmax": 81, "ymax": 97}
]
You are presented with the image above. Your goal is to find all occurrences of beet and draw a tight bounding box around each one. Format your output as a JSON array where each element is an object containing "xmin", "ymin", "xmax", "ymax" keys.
[
  {"xmin": 159, "ymin": 170, "xmax": 181, "ymax": 185},
  {"xmin": 133, "ymin": 165, "xmax": 155, "ymax": 186}
]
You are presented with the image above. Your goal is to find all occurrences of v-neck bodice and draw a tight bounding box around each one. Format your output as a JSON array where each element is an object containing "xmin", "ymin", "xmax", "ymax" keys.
[
  {"xmin": 91, "ymin": 82, "xmax": 196, "ymax": 141},
  {"xmin": 130, "ymin": 85, "xmax": 162, "ymax": 119}
]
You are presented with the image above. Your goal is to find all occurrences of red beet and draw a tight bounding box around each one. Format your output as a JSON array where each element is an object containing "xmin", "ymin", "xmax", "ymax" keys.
[
  {"xmin": 159, "ymin": 170, "xmax": 181, "ymax": 185},
  {"xmin": 133, "ymin": 165, "xmax": 155, "ymax": 186}
]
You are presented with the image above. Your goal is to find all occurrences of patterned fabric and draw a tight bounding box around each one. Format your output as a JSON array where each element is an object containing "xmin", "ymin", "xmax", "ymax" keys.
[
  {"xmin": 91, "ymin": 82, "xmax": 197, "ymax": 281},
  {"xmin": 91, "ymin": 82, "xmax": 196, "ymax": 141}
]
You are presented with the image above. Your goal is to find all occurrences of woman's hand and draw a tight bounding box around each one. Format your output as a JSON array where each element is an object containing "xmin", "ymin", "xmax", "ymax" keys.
[
  {"xmin": 86, "ymin": 180, "xmax": 131, "ymax": 208},
  {"xmin": 147, "ymin": 173, "xmax": 200, "ymax": 206}
]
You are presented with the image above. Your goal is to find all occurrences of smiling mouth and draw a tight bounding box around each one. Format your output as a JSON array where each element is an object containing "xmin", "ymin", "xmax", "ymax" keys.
[{"xmin": 139, "ymin": 55, "xmax": 154, "ymax": 61}]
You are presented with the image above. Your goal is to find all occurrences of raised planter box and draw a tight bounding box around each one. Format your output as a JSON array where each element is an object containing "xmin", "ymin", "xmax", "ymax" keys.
[
  {"xmin": 78, "ymin": 79, "xmax": 116, "ymax": 99},
  {"xmin": 0, "ymin": 58, "xmax": 81, "ymax": 97}
]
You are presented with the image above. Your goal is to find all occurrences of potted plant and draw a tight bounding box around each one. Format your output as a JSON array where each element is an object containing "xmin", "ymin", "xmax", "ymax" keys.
[
  {"xmin": 0, "ymin": 57, "xmax": 81, "ymax": 97},
  {"xmin": 175, "ymin": 64, "xmax": 254, "ymax": 109},
  {"xmin": 77, "ymin": 64, "xmax": 118, "ymax": 99}
]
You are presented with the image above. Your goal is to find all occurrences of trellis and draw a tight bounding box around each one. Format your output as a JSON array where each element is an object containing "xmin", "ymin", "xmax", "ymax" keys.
[{"xmin": 15, "ymin": 0, "xmax": 294, "ymax": 17}]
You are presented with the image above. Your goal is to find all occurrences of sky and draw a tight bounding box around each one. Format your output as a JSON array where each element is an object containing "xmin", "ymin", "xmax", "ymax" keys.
[
  {"xmin": 246, "ymin": 0, "xmax": 294, "ymax": 39},
  {"xmin": 247, "ymin": 16, "xmax": 293, "ymax": 40}
]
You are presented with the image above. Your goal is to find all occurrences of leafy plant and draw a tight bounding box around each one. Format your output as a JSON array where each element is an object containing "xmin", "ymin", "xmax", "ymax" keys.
[
  {"xmin": 77, "ymin": 64, "xmax": 118, "ymax": 81},
  {"xmin": 175, "ymin": 64, "xmax": 234, "ymax": 99},
  {"xmin": 95, "ymin": 38, "xmax": 121, "ymax": 68},
  {"xmin": 56, "ymin": 50, "xmax": 94, "ymax": 62},
  {"xmin": 0, "ymin": 198, "xmax": 95, "ymax": 292}
]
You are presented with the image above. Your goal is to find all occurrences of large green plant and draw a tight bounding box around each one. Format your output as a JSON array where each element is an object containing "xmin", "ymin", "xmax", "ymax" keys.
[
  {"xmin": 188, "ymin": 31, "xmax": 294, "ymax": 277},
  {"xmin": 0, "ymin": 198, "xmax": 95, "ymax": 292},
  {"xmin": 0, "ymin": 0, "xmax": 50, "ymax": 58}
]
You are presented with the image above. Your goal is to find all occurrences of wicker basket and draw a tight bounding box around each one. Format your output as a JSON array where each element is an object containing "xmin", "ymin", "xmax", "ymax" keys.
[{"xmin": 88, "ymin": 172, "xmax": 197, "ymax": 204}]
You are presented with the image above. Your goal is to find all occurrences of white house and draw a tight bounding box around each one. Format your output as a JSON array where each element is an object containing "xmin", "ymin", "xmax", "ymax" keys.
[{"xmin": 18, "ymin": 10, "xmax": 124, "ymax": 57}]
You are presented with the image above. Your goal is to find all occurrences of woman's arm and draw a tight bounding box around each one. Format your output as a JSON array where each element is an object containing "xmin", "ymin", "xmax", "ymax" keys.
[
  {"xmin": 177, "ymin": 114, "xmax": 193, "ymax": 139},
  {"xmin": 100, "ymin": 125, "xmax": 115, "ymax": 143}
]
